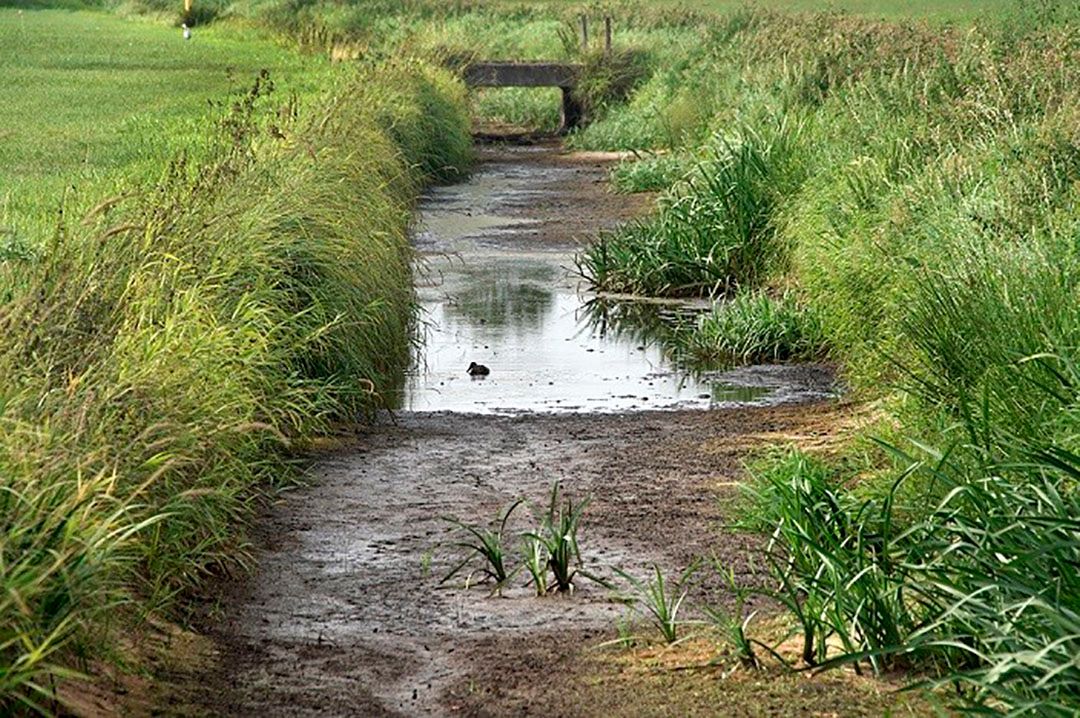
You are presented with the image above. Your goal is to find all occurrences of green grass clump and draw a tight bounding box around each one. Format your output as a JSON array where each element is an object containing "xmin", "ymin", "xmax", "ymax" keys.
[
  {"xmin": 578, "ymin": 118, "xmax": 804, "ymax": 297},
  {"xmin": 438, "ymin": 483, "xmax": 603, "ymax": 596},
  {"xmin": 523, "ymin": 483, "xmax": 593, "ymax": 594},
  {"xmin": 679, "ymin": 291, "xmax": 826, "ymax": 367},
  {"xmin": 614, "ymin": 564, "xmax": 697, "ymax": 644},
  {"xmin": 752, "ymin": 435, "xmax": 1080, "ymax": 712},
  {"xmin": 441, "ymin": 500, "xmax": 523, "ymax": 592},
  {"xmin": 0, "ymin": 47, "xmax": 470, "ymax": 712},
  {"xmin": 609, "ymin": 152, "xmax": 689, "ymax": 193}
]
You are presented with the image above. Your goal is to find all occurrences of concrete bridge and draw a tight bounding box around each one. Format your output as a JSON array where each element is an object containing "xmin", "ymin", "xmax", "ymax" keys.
[{"xmin": 462, "ymin": 62, "xmax": 585, "ymax": 133}]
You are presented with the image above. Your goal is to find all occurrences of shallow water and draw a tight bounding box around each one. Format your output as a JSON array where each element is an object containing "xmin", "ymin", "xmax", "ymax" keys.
[{"xmin": 400, "ymin": 148, "xmax": 836, "ymax": 414}]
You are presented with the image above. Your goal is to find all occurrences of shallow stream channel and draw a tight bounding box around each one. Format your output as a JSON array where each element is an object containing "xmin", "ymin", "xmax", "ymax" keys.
[
  {"xmin": 399, "ymin": 143, "xmax": 836, "ymax": 413},
  {"xmin": 188, "ymin": 143, "xmax": 841, "ymax": 717}
]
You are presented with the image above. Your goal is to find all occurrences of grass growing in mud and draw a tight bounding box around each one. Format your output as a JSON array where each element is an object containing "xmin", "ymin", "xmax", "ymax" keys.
[
  {"xmin": 0, "ymin": 8, "xmax": 471, "ymax": 710},
  {"xmin": 441, "ymin": 483, "xmax": 603, "ymax": 596}
]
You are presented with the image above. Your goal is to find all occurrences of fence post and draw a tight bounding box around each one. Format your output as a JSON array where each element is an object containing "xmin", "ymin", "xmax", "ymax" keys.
[
  {"xmin": 604, "ymin": 17, "xmax": 612, "ymax": 57},
  {"xmin": 579, "ymin": 15, "xmax": 589, "ymax": 51}
]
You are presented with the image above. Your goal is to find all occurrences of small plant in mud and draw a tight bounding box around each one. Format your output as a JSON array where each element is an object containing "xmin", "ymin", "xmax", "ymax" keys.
[
  {"xmin": 440, "ymin": 500, "xmax": 523, "ymax": 592},
  {"xmin": 614, "ymin": 562, "xmax": 699, "ymax": 644},
  {"xmin": 520, "ymin": 534, "xmax": 550, "ymax": 596},
  {"xmin": 702, "ymin": 563, "xmax": 760, "ymax": 669},
  {"xmin": 523, "ymin": 483, "xmax": 604, "ymax": 594},
  {"xmin": 614, "ymin": 611, "xmax": 640, "ymax": 649}
]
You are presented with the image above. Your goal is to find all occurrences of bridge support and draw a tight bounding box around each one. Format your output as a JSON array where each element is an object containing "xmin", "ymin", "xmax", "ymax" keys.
[{"xmin": 559, "ymin": 87, "xmax": 584, "ymax": 133}]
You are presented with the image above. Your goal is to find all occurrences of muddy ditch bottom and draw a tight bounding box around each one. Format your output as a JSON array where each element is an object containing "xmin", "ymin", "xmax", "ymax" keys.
[
  {"xmin": 179, "ymin": 403, "xmax": 866, "ymax": 717},
  {"xmin": 170, "ymin": 145, "xmax": 879, "ymax": 716}
]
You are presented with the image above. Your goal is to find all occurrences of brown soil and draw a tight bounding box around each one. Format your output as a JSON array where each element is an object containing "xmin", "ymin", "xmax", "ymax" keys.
[
  {"xmin": 179, "ymin": 405, "xmax": 878, "ymax": 718},
  {"xmin": 129, "ymin": 144, "xmax": 930, "ymax": 717}
]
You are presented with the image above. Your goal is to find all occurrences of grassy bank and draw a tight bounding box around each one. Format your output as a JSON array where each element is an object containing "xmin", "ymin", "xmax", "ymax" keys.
[
  {"xmin": 0, "ymin": 9, "xmax": 470, "ymax": 711},
  {"xmin": 567, "ymin": 4, "xmax": 1079, "ymax": 714}
]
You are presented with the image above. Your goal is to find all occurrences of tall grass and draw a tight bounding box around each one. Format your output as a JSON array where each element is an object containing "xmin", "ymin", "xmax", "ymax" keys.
[
  {"xmin": 578, "ymin": 118, "xmax": 804, "ymax": 297},
  {"xmin": 0, "ymin": 59, "xmax": 470, "ymax": 712},
  {"xmin": 754, "ymin": 433, "xmax": 1080, "ymax": 712},
  {"xmin": 565, "ymin": 5, "xmax": 1079, "ymax": 713},
  {"xmin": 678, "ymin": 290, "xmax": 826, "ymax": 366}
]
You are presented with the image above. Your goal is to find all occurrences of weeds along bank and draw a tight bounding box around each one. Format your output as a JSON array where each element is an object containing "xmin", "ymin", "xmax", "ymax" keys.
[
  {"xmin": 569, "ymin": 8, "xmax": 1079, "ymax": 714},
  {"xmin": 0, "ymin": 46, "xmax": 470, "ymax": 710}
]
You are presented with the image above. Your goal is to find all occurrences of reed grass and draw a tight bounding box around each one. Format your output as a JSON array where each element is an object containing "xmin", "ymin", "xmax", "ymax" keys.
[
  {"xmin": 566, "ymin": 5, "xmax": 1078, "ymax": 713},
  {"xmin": 578, "ymin": 118, "xmax": 804, "ymax": 297},
  {"xmin": 678, "ymin": 290, "xmax": 827, "ymax": 367},
  {"xmin": 0, "ymin": 49, "xmax": 470, "ymax": 711}
]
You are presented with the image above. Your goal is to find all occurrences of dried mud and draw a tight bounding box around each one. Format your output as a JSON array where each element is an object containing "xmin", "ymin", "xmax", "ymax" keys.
[{"xmin": 189, "ymin": 405, "xmax": 854, "ymax": 717}]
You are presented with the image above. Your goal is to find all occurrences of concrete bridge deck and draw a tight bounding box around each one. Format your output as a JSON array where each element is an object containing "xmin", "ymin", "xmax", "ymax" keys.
[{"xmin": 461, "ymin": 61, "xmax": 585, "ymax": 133}]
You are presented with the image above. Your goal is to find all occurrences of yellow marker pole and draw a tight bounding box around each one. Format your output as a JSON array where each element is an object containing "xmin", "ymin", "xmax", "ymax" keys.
[{"xmin": 184, "ymin": 0, "xmax": 192, "ymax": 15}]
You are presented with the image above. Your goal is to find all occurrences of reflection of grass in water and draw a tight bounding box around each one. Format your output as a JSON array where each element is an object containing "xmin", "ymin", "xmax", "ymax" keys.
[
  {"xmin": 444, "ymin": 263, "xmax": 558, "ymax": 331},
  {"xmin": 579, "ymin": 296, "xmax": 697, "ymax": 366}
]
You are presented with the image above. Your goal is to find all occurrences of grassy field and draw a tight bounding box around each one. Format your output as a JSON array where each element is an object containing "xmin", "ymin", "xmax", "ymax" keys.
[
  {"xmin": 643, "ymin": 0, "xmax": 1058, "ymax": 22},
  {"xmin": 0, "ymin": 8, "xmax": 330, "ymax": 238}
]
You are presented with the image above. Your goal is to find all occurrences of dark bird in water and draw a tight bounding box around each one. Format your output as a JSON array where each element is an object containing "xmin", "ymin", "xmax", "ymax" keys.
[{"xmin": 467, "ymin": 362, "xmax": 490, "ymax": 377}]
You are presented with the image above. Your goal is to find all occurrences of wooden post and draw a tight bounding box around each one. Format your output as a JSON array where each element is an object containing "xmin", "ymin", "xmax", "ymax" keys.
[
  {"xmin": 604, "ymin": 17, "xmax": 612, "ymax": 57},
  {"xmin": 579, "ymin": 15, "xmax": 588, "ymax": 51},
  {"xmin": 184, "ymin": 0, "xmax": 191, "ymax": 13}
]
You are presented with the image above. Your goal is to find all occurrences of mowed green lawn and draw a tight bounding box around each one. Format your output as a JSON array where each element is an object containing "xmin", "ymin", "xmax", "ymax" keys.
[{"xmin": 0, "ymin": 7, "xmax": 326, "ymax": 237}]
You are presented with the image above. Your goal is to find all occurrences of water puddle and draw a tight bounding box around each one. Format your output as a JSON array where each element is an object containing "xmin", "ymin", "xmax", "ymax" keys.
[{"xmin": 398, "ymin": 147, "xmax": 836, "ymax": 414}]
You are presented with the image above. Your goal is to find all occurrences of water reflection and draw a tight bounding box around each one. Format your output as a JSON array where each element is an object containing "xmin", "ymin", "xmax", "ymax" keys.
[
  {"xmin": 403, "ymin": 253, "xmax": 716, "ymax": 413},
  {"xmin": 398, "ymin": 150, "xmax": 837, "ymax": 414},
  {"xmin": 442, "ymin": 261, "xmax": 558, "ymax": 332},
  {"xmin": 579, "ymin": 296, "xmax": 698, "ymax": 365}
]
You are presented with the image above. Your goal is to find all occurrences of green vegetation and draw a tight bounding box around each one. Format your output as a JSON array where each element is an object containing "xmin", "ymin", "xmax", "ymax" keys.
[
  {"xmin": 440, "ymin": 483, "xmax": 603, "ymax": 596},
  {"xmin": 5, "ymin": 0, "xmax": 1078, "ymax": 714},
  {"xmin": 441, "ymin": 500, "xmax": 524, "ymax": 591},
  {"xmin": 579, "ymin": 119, "xmax": 805, "ymax": 296},
  {"xmin": 568, "ymin": 2, "xmax": 1080, "ymax": 713},
  {"xmin": 678, "ymin": 291, "xmax": 827, "ymax": 365},
  {"xmin": 1, "ymin": 7, "xmax": 471, "ymax": 712},
  {"xmin": 613, "ymin": 563, "xmax": 697, "ymax": 644},
  {"xmin": 0, "ymin": 8, "xmax": 330, "ymax": 240},
  {"xmin": 523, "ymin": 482, "xmax": 593, "ymax": 593}
]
